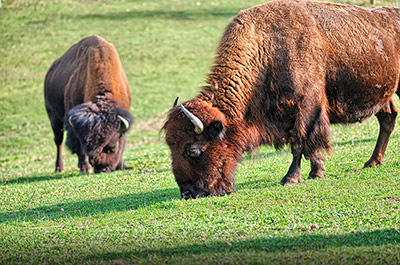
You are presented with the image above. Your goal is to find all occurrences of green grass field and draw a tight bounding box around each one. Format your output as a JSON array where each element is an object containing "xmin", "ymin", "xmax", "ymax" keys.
[{"xmin": 1, "ymin": 0, "xmax": 400, "ymax": 264}]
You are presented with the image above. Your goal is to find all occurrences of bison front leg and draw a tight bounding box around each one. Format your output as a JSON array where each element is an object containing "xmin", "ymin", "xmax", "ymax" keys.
[
  {"xmin": 78, "ymin": 153, "xmax": 91, "ymax": 174},
  {"xmin": 280, "ymin": 143, "xmax": 303, "ymax": 186},
  {"xmin": 364, "ymin": 99, "xmax": 398, "ymax": 168},
  {"xmin": 308, "ymin": 151, "xmax": 326, "ymax": 179},
  {"xmin": 280, "ymin": 105, "xmax": 330, "ymax": 185}
]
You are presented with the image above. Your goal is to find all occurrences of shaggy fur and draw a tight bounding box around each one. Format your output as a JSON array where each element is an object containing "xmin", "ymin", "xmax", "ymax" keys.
[
  {"xmin": 45, "ymin": 35, "xmax": 133, "ymax": 173},
  {"xmin": 164, "ymin": 0, "xmax": 400, "ymax": 198}
]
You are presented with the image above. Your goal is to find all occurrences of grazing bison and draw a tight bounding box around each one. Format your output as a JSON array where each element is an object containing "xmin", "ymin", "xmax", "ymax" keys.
[
  {"xmin": 163, "ymin": 0, "xmax": 400, "ymax": 199},
  {"xmin": 45, "ymin": 35, "xmax": 134, "ymax": 173}
]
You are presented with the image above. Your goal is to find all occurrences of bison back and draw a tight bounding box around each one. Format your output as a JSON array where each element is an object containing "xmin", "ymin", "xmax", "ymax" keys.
[{"xmin": 204, "ymin": 1, "xmax": 400, "ymax": 122}]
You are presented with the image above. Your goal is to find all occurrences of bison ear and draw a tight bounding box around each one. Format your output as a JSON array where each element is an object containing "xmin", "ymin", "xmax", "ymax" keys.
[{"xmin": 205, "ymin": 121, "xmax": 224, "ymax": 140}]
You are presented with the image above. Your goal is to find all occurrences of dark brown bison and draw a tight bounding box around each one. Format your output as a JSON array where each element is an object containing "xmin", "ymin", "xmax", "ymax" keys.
[
  {"xmin": 45, "ymin": 35, "xmax": 134, "ymax": 173},
  {"xmin": 164, "ymin": 0, "xmax": 400, "ymax": 199}
]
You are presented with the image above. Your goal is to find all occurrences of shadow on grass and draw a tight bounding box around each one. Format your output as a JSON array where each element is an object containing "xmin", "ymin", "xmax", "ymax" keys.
[
  {"xmin": 85, "ymin": 229, "xmax": 400, "ymax": 261},
  {"xmin": 1, "ymin": 171, "xmax": 108, "ymax": 186},
  {"xmin": 78, "ymin": 8, "xmax": 239, "ymax": 21},
  {"xmin": 1, "ymin": 172, "xmax": 79, "ymax": 186},
  {"xmin": 2, "ymin": 167, "xmax": 171, "ymax": 186},
  {"xmin": 0, "ymin": 187, "xmax": 179, "ymax": 224}
]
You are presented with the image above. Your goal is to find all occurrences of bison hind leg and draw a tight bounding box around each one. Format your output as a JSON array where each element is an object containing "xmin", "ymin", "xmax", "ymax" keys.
[
  {"xmin": 49, "ymin": 116, "xmax": 64, "ymax": 173},
  {"xmin": 304, "ymin": 107, "xmax": 331, "ymax": 180},
  {"xmin": 364, "ymin": 99, "xmax": 398, "ymax": 168}
]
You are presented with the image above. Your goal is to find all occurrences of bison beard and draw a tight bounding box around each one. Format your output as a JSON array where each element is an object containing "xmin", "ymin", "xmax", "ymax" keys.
[{"xmin": 164, "ymin": 0, "xmax": 400, "ymax": 199}]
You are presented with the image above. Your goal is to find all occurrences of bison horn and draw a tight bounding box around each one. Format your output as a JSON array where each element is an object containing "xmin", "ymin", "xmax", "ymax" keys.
[
  {"xmin": 180, "ymin": 104, "xmax": 204, "ymax": 135},
  {"xmin": 173, "ymin": 97, "xmax": 179, "ymax": 107},
  {"xmin": 68, "ymin": 116, "xmax": 73, "ymax": 126},
  {"xmin": 118, "ymin": 115, "xmax": 130, "ymax": 131}
]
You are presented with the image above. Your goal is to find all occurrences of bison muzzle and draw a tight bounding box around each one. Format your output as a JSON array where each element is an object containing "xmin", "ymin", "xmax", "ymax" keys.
[{"xmin": 164, "ymin": 0, "xmax": 400, "ymax": 198}]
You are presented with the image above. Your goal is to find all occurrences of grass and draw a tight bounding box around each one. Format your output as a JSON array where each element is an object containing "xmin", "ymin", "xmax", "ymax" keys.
[{"xmin": 1, "ymin": 0, "xmax": 400, "ymax": 264}]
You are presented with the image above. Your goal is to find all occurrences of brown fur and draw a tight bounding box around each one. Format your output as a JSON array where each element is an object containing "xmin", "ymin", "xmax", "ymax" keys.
[
  {"xmin": 45, "ymin": 35, "xmax": 133, "ymax": 173},
  {"xmin": 164, "ymin": 0, "xmax": 400, "ymax": 198}
]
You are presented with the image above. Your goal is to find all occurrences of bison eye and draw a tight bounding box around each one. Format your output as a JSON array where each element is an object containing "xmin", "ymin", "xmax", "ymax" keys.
[
  {"xmin": 205, "ymin": 121, "xmax": 224, "ymax": 140},
  {"xmin": 103, "ymin": 145, "xmax": 116, "ymax": 153}
]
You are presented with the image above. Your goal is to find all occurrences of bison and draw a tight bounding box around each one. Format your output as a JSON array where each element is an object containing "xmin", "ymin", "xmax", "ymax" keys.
[
  {"xmin": 163, "ymin": 0, "xmax": 400, "ymax": 199},
  {"xmin": 44, "ymin": 35, "xmax": 134, "ymax": 173}
]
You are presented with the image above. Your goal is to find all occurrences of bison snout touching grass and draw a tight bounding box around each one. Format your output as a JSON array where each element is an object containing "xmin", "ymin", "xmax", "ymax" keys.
[
  {"xmin": 164, "ymin": 0, "xmax": 400, "ymax": 199},
  {"xmin": 45, "ymin": 35, "xmax": 134, "ymax": 174}
]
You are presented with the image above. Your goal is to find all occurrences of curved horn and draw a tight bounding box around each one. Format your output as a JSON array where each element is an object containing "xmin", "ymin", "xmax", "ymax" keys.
[
  {"xmin": 173, "ymin": 97, "xmax": 179, "ymax": 107},
  {"xmin": 118, "ymin": 115, "xmax": 130, "ymax": 131},
  {"xmin": 68, "ymin": 116, "xmax": 73, "ymax": 126},
  {"xmin": 180, "ymin": 104, "xmax": 204, "ymax": 135}
]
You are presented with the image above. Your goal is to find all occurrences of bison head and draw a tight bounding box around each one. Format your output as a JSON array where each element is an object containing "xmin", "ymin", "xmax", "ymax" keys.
[
  {"xmin": 164, "ymin": 100, "xmax": 239, "ymax": 199},
  {"xmin": 67, "ymin": 97, "xmax": 134, "ymax": 173}
]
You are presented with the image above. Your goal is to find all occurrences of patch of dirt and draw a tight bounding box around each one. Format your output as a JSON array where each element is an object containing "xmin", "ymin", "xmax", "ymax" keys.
[
  {"xmin": 126, "ymin": 115, "xmax": 167, "ymax": 148},
  {"xmin": 133, "ymin": 114, "xmax": 167, "ymax": 133}
]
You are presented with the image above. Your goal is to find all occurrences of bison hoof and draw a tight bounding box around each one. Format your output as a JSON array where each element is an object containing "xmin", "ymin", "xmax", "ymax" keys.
[
  {"xmin": 80, "ymin": 167, "xmax": 92, "ymax": 174},
  {"xmin": 364, "ymin": 159, "xmax": 381, "ymax": 168},
  {"xmin": 280, "ymin": 175, "xmax": 301, "ymax": 186},
  {"xmin": 55, "ymin": 167, "xmax": 64, "ymax": 173},
  {"xmin": 308, "ymin": 171, "xmax": 324, "ymax": 180}
]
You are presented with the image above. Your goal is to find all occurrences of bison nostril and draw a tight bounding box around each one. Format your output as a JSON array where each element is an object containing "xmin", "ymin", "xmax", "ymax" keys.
[{"xmin": 95, "ymin": 167, "xmax": 110, "ymax": 173}]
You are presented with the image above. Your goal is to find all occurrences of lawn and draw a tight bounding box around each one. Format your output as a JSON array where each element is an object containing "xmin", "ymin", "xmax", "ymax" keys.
[{"xmin": 0, "ymin": 0, "xmax": 399, "ymax": 264}]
